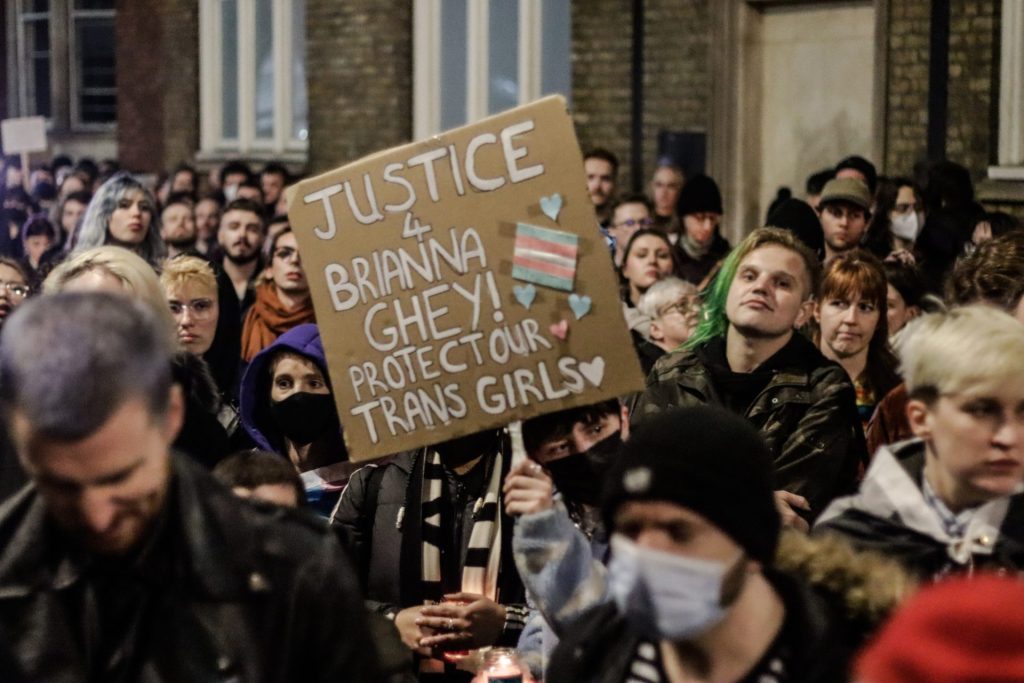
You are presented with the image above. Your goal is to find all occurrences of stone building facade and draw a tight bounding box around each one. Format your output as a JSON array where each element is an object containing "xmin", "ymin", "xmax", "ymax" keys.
[{"xmin": 5, "ymin": 0, "xmax": 1021, "ymax": 220}]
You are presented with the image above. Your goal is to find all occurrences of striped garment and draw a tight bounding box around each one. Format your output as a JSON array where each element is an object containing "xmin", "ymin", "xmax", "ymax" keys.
[
  {"xmin": 419, "ymin": 450, "xmax": 505, "ymax": 678},
  {"xmin": 512, "ymin": 222, "xmax": 579, "ymax": 292}
]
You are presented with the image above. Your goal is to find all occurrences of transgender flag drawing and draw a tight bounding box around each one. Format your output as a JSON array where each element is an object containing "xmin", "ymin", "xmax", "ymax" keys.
[{"xmin": 512, "ymin": 222, "xmax": 579, "ymax": 292}]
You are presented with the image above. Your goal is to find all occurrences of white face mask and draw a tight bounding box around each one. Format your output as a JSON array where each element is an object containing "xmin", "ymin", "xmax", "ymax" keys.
[
  {"xmin": 607, "ymin": 534, "xmax": 740, "ymax": 640},
  {"xmin": 891, "ymin": 211, "xmax": 922, "ymax": 242}
]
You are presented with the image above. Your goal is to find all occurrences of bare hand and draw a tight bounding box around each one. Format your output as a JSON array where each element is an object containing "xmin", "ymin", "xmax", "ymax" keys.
[
  {"xmin": 774, "ymin": 490, "xmax": 811, "ymax": 532},
  {"xmin": 394, "ymin": 605, "xmax": 432, "ymax": 656},
  {"xmin": 416, "ymin": 592, "xmax": 507, "ymax": 651},
  {"xmin": 884, "ymin": 248, "xmax": 916, "ymax": 266},
  {"xmin": 502, "ymin": 461, "xmax": 555, "ymax": 517}
]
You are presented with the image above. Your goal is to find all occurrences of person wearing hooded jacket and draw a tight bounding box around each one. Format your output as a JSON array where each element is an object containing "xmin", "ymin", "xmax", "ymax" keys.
[
  {"xmin": 816, "ymin": 307, "xmax": 1024, "ymax": 580},
  {"xmin": 547, "ymin": 407, "xmax": 909, "ymax": 683},
  {"xmin": 239, "ymin": 323, "xmax": 349, "ymax": 516}
]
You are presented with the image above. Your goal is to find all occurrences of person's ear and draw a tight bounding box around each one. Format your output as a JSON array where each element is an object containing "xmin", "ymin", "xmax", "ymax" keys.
[
  {"xmin": 649, "ymin": 319, "xmax": 665, "ymax": 343},
  {"xmin": 812, "ymin": 300, "xmax": 822, "ymax": 325},
  {"xmin": 794, "ymin": 298, "xmax": 815, "ymax": 328},
  {"xmin": 162, "ymin": 384, "xmax": 185, "ymax": 444},
  {"xmin": 906, "ymin": 398, "xmax": 932, "ymax": 439},
  {"xmin": 619, "ymin": 403, "xmax": 631, "ymax": 441}
]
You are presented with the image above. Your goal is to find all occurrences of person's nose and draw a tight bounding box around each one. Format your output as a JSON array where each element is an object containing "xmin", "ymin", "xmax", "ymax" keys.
[
  {"xmin": 751, "ymin": 272, "xmax": 771, "ymax": 294},
  {"xmin": 992, "ymin": 417, "xmax": 1023, "ymax": 451},
  {"xmin": 842, "ymin": 306, "xmax": 859, "ymax": 324},
  {"xmin": 78, "ymin": 491, "xmax": 119, "ymax": 535}
]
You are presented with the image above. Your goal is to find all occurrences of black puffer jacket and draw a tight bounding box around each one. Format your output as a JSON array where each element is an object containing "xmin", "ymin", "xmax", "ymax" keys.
[
  {"xmin": 331, "ymin": 450, "xmax": 526, "ymax": 618},
  {"xmin": 0, "ymin": 455, "xmax": 379, "ymax": 682}
]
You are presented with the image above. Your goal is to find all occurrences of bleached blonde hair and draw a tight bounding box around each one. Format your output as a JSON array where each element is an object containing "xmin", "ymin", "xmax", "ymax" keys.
[
  {"xmin": 44, "ymin": 246, "xmax": 177, "ymax": 344},
  {"xmin": 899, "ymin": 305, "xmax": 1024, "ymax": 401},
  {"xmin": 159, "ymin": 255, "xmax": 217, "ymax": 298}
]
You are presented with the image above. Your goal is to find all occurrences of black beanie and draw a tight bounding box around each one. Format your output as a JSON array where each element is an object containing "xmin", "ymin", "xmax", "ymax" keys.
[
  {"xmin": 767, "ymin": 198, "xmax": 825, "ymax": 256},
  {"xmin": 603, "ymin": 406, "xmax": 780, "ymax": 565},
  {"xmin": 677, "ymin": 174, "xmax": 723, "ymax": 216}
]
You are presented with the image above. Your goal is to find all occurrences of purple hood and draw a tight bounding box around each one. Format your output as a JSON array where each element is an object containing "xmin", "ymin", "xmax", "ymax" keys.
[{"xmin": 239, "ymin": 323, "xmax": 330, "ymax": 453}]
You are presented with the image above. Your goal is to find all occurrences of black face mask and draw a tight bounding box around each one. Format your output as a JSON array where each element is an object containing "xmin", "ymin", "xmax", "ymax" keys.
[
  {"xmin": 437, "ymin": 429, "xmax": 502, "ymax": 469},
  {"xmin": 545, "ymin": 431, "xmax": 623, "ymax": 506},
  {"xmin": 270, "ymin": 392, "xmax": 340, "ymax": 446}
]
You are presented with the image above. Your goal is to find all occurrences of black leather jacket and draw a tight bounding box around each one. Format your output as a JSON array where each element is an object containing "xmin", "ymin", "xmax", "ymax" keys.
[
  {"xmin": 630, "ymin": 334, "xmax": 866, "ymax": 518},
  {"xmin": 0, "ymin": 455, "xmax": 379, "ymax": 682}
]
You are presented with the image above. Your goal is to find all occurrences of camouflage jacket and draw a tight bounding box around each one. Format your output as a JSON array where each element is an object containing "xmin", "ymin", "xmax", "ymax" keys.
[{"xmin": 629, "ymin": 334, "xmax": 866, "ymax": 520}]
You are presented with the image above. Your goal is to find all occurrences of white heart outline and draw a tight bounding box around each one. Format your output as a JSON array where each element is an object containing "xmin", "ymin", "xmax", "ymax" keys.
[{"xmin": 578, "ymin": 356, "xmax": 605, "ymax": 387}]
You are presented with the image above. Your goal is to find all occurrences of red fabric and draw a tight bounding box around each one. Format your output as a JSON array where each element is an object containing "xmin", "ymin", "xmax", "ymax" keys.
[
  {"xmin": 241, "ymin": 282, "xmax": 315, "ymax": 362},
  {"xmin": 855, "ymin": 575, "xmax": 1024, "ymax": 683}
]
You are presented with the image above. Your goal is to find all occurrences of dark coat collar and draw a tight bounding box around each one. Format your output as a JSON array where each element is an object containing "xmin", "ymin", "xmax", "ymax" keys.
[{"xmin": 0, "ymin": 455, "xmax": 262, "ymax": 601}]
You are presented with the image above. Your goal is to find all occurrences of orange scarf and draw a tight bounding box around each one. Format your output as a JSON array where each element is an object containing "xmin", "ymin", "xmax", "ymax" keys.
[{"xmin": 241, "ymin": 282, "xmax": 316, "ymax": 362}]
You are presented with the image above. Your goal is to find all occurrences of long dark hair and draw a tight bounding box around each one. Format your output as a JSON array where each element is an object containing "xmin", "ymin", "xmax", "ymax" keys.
[{"xmin": 618, "ymin": 228, "xmax": 678, "ymax": 304}]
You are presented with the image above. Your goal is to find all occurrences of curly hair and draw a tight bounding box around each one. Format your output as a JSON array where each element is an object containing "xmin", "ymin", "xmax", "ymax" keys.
[{"xmin": 946, "ymin": 231, "xmax": 1024, "ymax": 311}]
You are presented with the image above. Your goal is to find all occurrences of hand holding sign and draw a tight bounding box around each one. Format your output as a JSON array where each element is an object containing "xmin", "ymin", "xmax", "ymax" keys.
[{"xmin": 287, "ymin": 96, "xmax": 644, "ymax": 461}]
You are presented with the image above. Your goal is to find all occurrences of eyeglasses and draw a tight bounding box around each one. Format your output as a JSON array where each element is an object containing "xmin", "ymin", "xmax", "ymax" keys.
[
  {"xmin": 0, "ymin": 281, "xmax": 29, "ymax": 300},
  {"xmin": 273, "ymin": 246, "xmax": 299, "ymax": 261},
  {"xmin": 658, "ymin": 296, "xmax": 701, "ymax": 319},
  {"xmin": 168, "ymin": 298, "xmax": 216, "ymax": 320},
  {"xmin": 614, "ymin": 218, "xmax": 654, "ymax": 229}
]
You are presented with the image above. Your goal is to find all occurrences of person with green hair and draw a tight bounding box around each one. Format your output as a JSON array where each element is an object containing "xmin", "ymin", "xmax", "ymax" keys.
[{"xmin": 630, "ymin": 227, "xmax": 866, "ymax": 524}]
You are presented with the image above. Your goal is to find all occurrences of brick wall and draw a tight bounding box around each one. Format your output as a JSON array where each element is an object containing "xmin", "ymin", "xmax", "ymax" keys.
[
  {"xmin": 570, "ymin": 0, "xmax": 634, "ymax": 188},
  {"xmin": 883, "ymin": 0, "xmax": 930, "ymax": 176},
  {"xmin": 945, "ymin": 0, "xmax": 998, "ymax": 176},
  {"xmin": 642, "ymin": 0, "xmax": 710, "ymax": 184},
  {"xmin": 305, "ymin": 0, "xmax": 412, "ymax": 174},
  {"xmin": 159, "ymin": 0, "xmax": 200, "ymax": 172},
  {"xmin": 116, "ymin": 0, "xmax": 165, "ymax": 173},
  {"xmin": 115, "ymin": 0, "xmax": 198, "ymax": 175}
]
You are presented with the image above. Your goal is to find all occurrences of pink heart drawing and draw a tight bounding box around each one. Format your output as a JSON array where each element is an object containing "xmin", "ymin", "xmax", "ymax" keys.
[{"xmin": 549, "ymin": 320, "xmax": 569, "ymax": 341}]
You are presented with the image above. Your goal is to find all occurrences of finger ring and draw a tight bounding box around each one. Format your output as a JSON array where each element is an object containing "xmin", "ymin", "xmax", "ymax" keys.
[{"xmin": 447, "ymin": 618, "xmax": 454, "ymax": 630}]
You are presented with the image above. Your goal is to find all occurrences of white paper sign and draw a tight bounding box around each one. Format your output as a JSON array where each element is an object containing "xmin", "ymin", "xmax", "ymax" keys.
[{"xmin": 1, "ymin": 117, "xmax": 47, "ymax": 155}]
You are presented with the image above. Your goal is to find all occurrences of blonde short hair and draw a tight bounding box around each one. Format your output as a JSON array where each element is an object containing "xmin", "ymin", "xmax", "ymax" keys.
[
  {"xmin": 160, "ymin": 255, "xmax": 217, "ymax": 298},
  {"xmin": 900, "ymin": 305, "xmax": 1024, "ymax": 400},
  {"xmin": 44, "ymin": 246, "xmax": 176, "ymax": 343},
  {"xmin": 638, "ymin": 276, "xmax": 698, "ymax": 319}
]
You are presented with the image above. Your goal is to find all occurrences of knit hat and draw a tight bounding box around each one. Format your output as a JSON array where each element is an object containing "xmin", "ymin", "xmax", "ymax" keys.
[
  {"xmin": 819, "ymin": 177, "xmax": 872, "ymax": 212},
  {"xmin": 602, "ymin": 406, "xmax": 780, "ymax": 565},
  {"xmin": 766, "ymin": 198, "xmax": 825, "ymax": 256},
  {"xmin": 855, "ymin": 574, "xmax": 1024, "ymax": 683},
  {"xmin": 677, "ymin": 174, "xmax": 723, "ymax": 216}
]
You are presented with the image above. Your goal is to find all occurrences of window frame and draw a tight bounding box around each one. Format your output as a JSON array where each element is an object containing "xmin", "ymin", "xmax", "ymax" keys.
[
  {"xmin": 413, "ymin": 0, "xmax": 567, "ymax": 139},
  {"xmin": 989, "ymin": 0, "xmax": 1024, "ymax": 180},
  {"xmin": 198, "ymin": 0, "xmax": 308, "ymax": 163},
  {"xmin": 67, "ymin": 1, "xmax": 116, "ymax": 130},
  {"xmin": 6, "ymin": 0, "xmax": 116, "ymax": 132}
]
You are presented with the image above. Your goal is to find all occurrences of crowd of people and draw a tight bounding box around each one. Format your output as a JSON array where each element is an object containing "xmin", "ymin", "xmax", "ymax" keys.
[{"xmin": 0, "ymin": 146, "xmax": 1021, "ymax": 682}]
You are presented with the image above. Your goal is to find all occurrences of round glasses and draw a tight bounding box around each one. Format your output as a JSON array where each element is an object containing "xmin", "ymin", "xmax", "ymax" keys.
[
  {"xmin": 168, "ymin": 298, "xmax": 216, "ymax": 320},
  {"xmin": 0, "ymin": 281, "xmax": 29, "ymax": 300}
]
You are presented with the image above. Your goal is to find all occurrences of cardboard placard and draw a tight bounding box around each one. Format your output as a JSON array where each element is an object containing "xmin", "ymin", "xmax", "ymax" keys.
[
  {"xmin": 1, "ymin": 117, "xmax": 47, "ymax": 155},
  {"xmin": 288, "ymin": 96, "xmax": 644, "ymax": 461}
]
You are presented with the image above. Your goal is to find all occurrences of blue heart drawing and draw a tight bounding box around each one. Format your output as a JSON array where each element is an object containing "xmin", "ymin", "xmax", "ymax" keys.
[
  {"xmin": 513, "ymin": 284, "xmax": 537, "ymax": 309},
  {"xmin": 568, "ymin": 293, "xmax": 592, "ymax": 319},
  {"xmin": 540, "ymin": 193, "xmax": 563, "ymax": 222}
]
